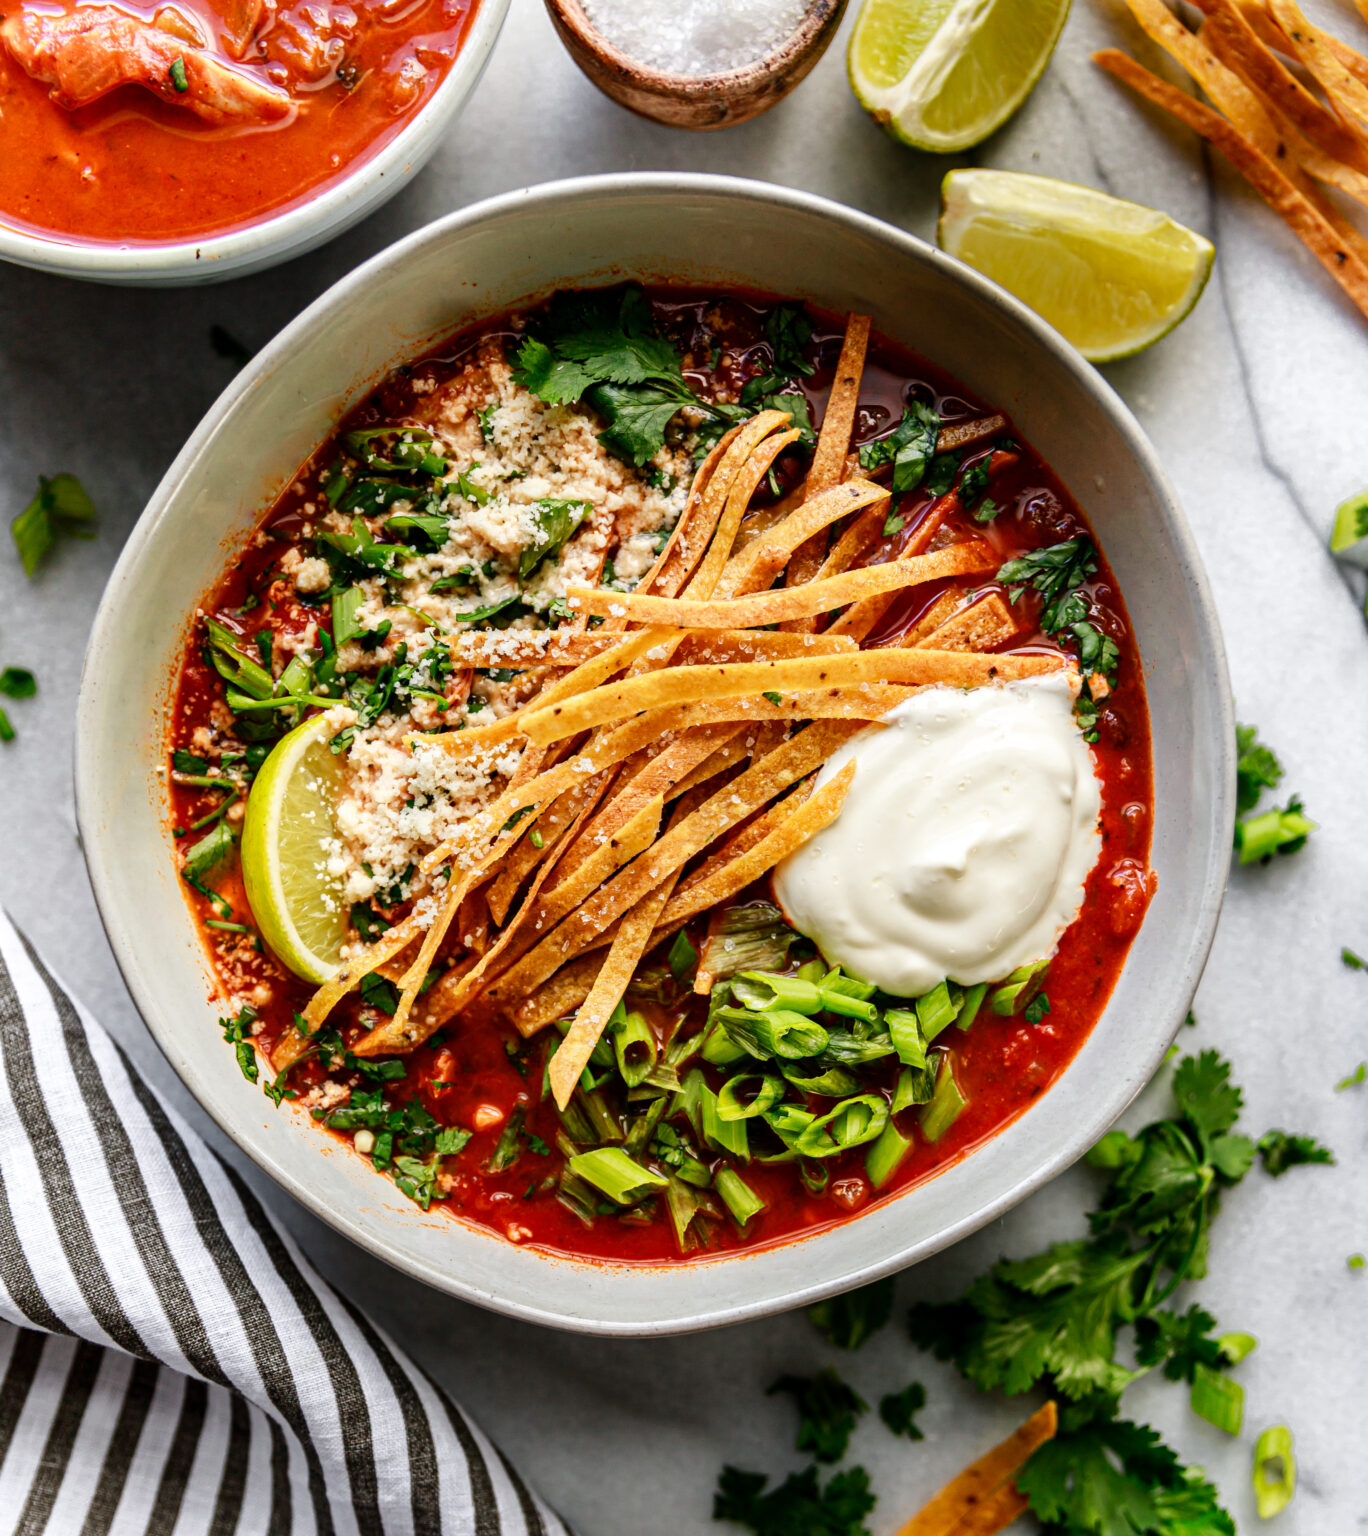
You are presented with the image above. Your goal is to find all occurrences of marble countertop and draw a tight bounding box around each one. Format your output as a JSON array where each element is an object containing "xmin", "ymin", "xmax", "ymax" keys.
[{"xmin": 2, "ymin": 0, "xmax": 1365, "ymax": 1529}]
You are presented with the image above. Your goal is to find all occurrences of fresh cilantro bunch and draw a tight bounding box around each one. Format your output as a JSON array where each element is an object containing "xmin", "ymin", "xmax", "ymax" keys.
[
  {"xmin": 739, "ymin": 303, "xmax": 818, "ymax": 441},
  {"xmin": 903, "ymin": 1050, "xmax": 1329, "ymax": 1536},
  {"xmin": 714, "ymin": 1465, "xmax": 876, "ymax": 1536},
  {"xmin": 1233, "ymin": 724, "xmax": 1315, "ymax": 864},
  {"xmin": 511, "ymin": 285, "xmax": 746, "ymax": 466}
]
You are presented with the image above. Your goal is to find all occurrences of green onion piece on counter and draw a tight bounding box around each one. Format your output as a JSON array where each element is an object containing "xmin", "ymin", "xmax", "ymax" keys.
[
  {"xmin": 918, "ymin": 1056, "xmax": 966, "ymax": 1143},
  {"xmin": 793, "ymin": 1095, "xmax": 889, "ymax": 1159},
  {"xmin": 568, "ymin": 1147, "xmax": 668, "ymax": 1206},
  {"xmin": 716, "ymin": 1006, "xmax": 829, "ymax": 1061},
  {"xmin": 885, "ymin": 1009, "xmax": 926, "ymax": 1069},
  {"xmin": 700, "ymin": 1020, "xmax": 748, "ymax": 1067},
  {"xmin": 715, "ymin": 1168, "xmax": 767, "ymax": 1227},
  {"xmin": 1190, "ymin": 1362, "xmax": 1244, "ymax": 1436},
  {"xmin": 731, "ymin": 971, "xmax": 823, "ymax": 1015},
  {"xmin": 1252, "ymin": 1426, "xmax": 1296, "ymax": 1519},
  {"xmin": 990, "ymin": 960, "xmax": 1050, "ymax": 1016},
  {"xmin": 700, "ymin": 1082, "xmax": 749, "ymax": 1159},
  {"xmin": 956, "ymin": 982, "xmax": 988, "ymax": 1032},
  {"xmin": 1236, "ymin": 800, "xmax": 1316, "ymax": 864},
  {"xmin": 1219, "ymin": 1332, "xmax": 1258, "ymax": 1365},
  {"xmin": 717, "ymin": 1073, "xmax": 785, "ymax": 1122},
  {"xmin": 915, "ymin": 980, "xmax": 961, "ymax": 1043},
  {"xmin": 610, "ymin": 1008, "xmax": 657, "ymax": 1088},
  {"xmin": 1329, "ymin": 487, "xmax": 1368, "ymax": 570},
  {"xmin": 866, "ymin": 1120, "xmax": 913, "ymax": 1189},
  {"xmin": 486, "ymin": 1106, "xmax": 525, "ymax": 1172}
]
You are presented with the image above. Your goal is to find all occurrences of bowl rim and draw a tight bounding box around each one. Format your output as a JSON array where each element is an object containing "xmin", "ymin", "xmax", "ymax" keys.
[
  {"xmin": 0, "ymin": 0, "xmax": 510, "ymax": 281},
  {"xmin": 75, "ymin": 172, "xmax": 1235, "ymax": 1333}
]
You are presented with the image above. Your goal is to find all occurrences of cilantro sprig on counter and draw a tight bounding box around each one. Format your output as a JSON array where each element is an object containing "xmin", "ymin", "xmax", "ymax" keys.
[{"xmin": 512, "ymin": 285, "xmax": 747, "ymax": 466}]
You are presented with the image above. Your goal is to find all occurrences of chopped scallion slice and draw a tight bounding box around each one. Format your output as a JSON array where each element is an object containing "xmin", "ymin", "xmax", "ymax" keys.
[
  {"xmin": 990, "ymin": 960, "xmax": 1050, "ymax": 1016},
  {"xmin": 568, "ymin": 1146, "xmax": 668, "ymax": 1206},
  {"xmin": 885, "ymin": 1009, "xmax": 926, "ymax": 1069},
  {"xmin": 610, "ymin": 1008, "xmax": 657, "ymax": 1089},
  {"xmin": 1190, "ymin": 1362, "xmax": 1243, "ymax": 1435},
  {"xmin": 1252, "ymin": 1425, "xmax": 1295, "ymax": 1519},
  {"xmin": 716, "ymin": 1073, "xmax": 785, "ymax": 1123},
  {"xmin": 866, "ymin": 1120, "xmax": 913, "ymax": 1188},
  {"xmin": 715, "ymin": 1168, "xmax": 766, "ymax": 1227},
  {"xmin": 915, "ymin": 980, "xmax": 960, "ymax": 1043},
  {"xmin": 731, "ymin": 971, "xmax": 822, "ymax": 1015},
  {"xmin": 792, "ymin": 1094, "xmax": 888, "ymax": 1159},
  {"xmin": 917, "ymin": 1056, "xmax": 966, "ymax": 1144},
  {"xmin": 956, "ymin": 981, "xmax": 988, "ymax": 1031}
]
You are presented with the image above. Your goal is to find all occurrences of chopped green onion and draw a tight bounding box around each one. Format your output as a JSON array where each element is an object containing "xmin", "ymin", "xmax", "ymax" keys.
[
  {"xmin": 1219, "ymin": 1332, "xmax": 1258, "ymax": 1365},
  {"xmin": 697, "ymin": 902, "xmax": 795, "ymax": 981},
  {"xmin": 1252, "ymin": 1426, "xmax": 1295, "ymax": 1519},
  {"xmin": 866, "ymin": 1120, "xmax": 913, "ymax": 1188},
  {"xmin": 332, "ymin": 586, "xmax": 366, "ymax": 645},
  {"xmin": 915, "ymin": 980, "xmax": 960, "ymax": 1043},
  {"xmin": 1190, "ymin": 1362, "xmax": 1243, "ymax": 1435},
  {"xmin": 1236, "ymin": 799, "xmax": 1316, "ymax": 863},
  {"xmin": 700, "ymin": 1020, "xmax": 748, "ymax": 1066},
  {"xmin": 817, "ymin": 967, "xmax": 878, "ymax": 1021},
  {"xmin": 731, "ymin": 971, "xmax": 823, "ymax": 1014},
  {"xmin": 610, "ymin": 1008, "xmax": 657, "ymax": 1089},
  {"xmin": 781, "ymin": 1063, "xmax": 862, "ymax": 1097},
  {"xmin": 796, "ymin": 959, "xmax": 825, "ymax": 984},
  {"xmin": 700, "ymin": 1082, "xmax": 749, "ymax": 1159},
  {"xmin": 169, "ymin": 55, "xmax": 189, "ymax": 91},
  {"xmin": 990, "ymin": 960, "xmax": 1050, "ymax": 1016},
  {"xmin": 716, "ymin": 1073, "xmax": 785, "ymax": 1122},
  {"xmin": 1329, "ymin": 486, "xmax": 1368, "ymax": 567},
  {"xmin": 892, "ymin": 1062, "xmax": 937, "ymax": 1110},
  {"xmin": 956, "ymin": 982, "xmax": 988, "ymax": 1032},
  {"xmin": 664, "ymin": 1172, "xmax": 715, "ymax": 1252},
  {"xmin": 668, "ymin": 929, "xmax": 697, "ymax": 982},
  {"xmin": 885, "ymin": 1009, "xmax": 926, "ymax": 1069},
  {"xmin": 486, "ymin": 1106, "xmax": 525, "ymax": 1171},
  {"xmin": 793, "ymin": 1094, "xmax": 889, "ymax": 1159},
  {"xmin": 716, "ymin": 1006, "xmax": 829, "ymax": 1061},
  {"xmin": 918, "ymin": 1056, "xmax": 966, "ymax": 1143},
  {"xmin": 715, "ymin": 1168, "xmax": 766, "ymax": 1227},
  {"xmin": 568, "ymin": 1147, "xmax": 668, "ymax": 1205}
]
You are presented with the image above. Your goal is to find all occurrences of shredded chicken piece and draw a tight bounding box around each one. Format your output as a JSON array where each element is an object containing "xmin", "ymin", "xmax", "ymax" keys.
[{"xmin": 0, "ymin": 6, "xmax": 291, "ymax": 124}]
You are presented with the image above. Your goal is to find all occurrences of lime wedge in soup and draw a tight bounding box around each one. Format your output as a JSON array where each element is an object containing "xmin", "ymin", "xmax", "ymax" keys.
[
  {"xmin": 241, "ymin": 712, "xmax": 350, "ymax": 984},
  {"xmin": 848, "ymin": 0, "xmax": 1071, "ymax": 152},
  {"xmin": 938, "ymin": 169, "xmax": 1215, "ymax": 362}
]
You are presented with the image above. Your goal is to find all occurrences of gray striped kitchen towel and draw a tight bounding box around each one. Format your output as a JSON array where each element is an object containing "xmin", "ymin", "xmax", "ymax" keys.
[{"xmin": 0, "ymin": 909, "xmax": 571, "ymax": 1536}]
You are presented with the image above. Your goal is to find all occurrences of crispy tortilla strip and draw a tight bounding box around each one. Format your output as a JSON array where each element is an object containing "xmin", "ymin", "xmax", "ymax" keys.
[
  {"xmin": 489, "ymin": 722, "xmax": 862, "ymax": 1002},
  {"xmin": 568, "ymin": 541, "xmax": 996, "ymax": 632},
  {"xmin": 658, "ymin": 762, "xmax": 855, "ymax": 929},
  {"xmin": 294, "ymin": 910, "xmax": 427, "ymax": 1037},
  {"xmin": 688, "ymin": 427, "xmax": 802, "ymax": 598},
  {"xmin": 633, "ymin": 426, "xmax": 738, "ymax": 600},
  {"xmin": 512, "ymin": 954, "xmax": 604, "ymax": 1037},
  {"xmin": 675, "ymin": 630, "xmax": 858, "ymax": 663},
  {"xmin": 676, "ymin": 778, "xmax": 816, "ymax": 905},
  {"xmin": 827, "ymin": 497, "xmax": 957, "ymax": 643},
  {"xmin": 548, "ymin": 872, "xmax": 678, "ymax": 1108},
  {"xmin": 717, "ymin": 479, "xmax": 888, "ymax": 598},
  {"xmin": 784, "ymin": 313, "xmax": 872, "ymax": 614},
  {"xmin": 896, "ymin": 1402, "xmax": 1057, "ymax": 1536},
  {"xmin": 644, "ymin": 412, "xmax": 790, "ymax": 599},
  {"xmin": 937, "ymin": 413, "xmax": 1007, "ymax": 453},
  {"xmin": 1203, "ymin": 1, "xmax": 1368, "ymax": 171},
  {"xmin": 1267, "ymin": 0, "xmax": 1368, "ymax": 128},
  {"xmin": 667, "ymin": 734, "xmax": 753, "ymax": 800},
  {"xmin": 901, "ymin": 589, "xmax": 962, "ymax": 646},
  {"xmin": 582, "ymin": 684, "xmax": 919, "ymax": 730},
  {"xmin": 819, "ymin": 498, "xmax": 895, "ymax": 581},
  {"xmin": 1095, "ymin": 48, "xmax": 1368, "ymax": 318},
  {"xmin": 918, "ymin": 592, "xmax": 1021, "ymax": 652},
  {"xmin": 420, "ymin": 627, "xmax": 675, "ymax": 759},
  {"xmin": 526, "ymin": 794, "xmax": 664, "ymax": 935},
  {"xmin": 522, "ymin": 639, "xmax": 1048, "ymax": 747},
  {"xmin": 486, "ymin": 766, "xmax": 613, "ymax": 925}
]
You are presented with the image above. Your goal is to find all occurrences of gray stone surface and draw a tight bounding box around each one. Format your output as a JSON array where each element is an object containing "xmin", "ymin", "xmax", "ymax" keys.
[{"xmin": 2, "ymin": 0, "xmax": 1365, "ymax": 1529}]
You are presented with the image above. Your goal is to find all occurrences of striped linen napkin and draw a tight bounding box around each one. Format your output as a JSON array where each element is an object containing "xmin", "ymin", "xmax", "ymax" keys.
[{"xmin": 0, "ymin": 910, "xmax": 571, "ymax": 1536}]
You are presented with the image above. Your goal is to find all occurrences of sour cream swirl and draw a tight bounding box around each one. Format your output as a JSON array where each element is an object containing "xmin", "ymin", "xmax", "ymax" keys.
[{"xmin": 772, "ymin": 675, "xmax": 1102, "ymax": 997}]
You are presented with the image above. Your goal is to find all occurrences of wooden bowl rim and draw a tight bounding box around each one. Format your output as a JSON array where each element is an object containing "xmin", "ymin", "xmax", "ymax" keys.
[{"xmin": 545, "ymin": 0, "xmax": 842, "ymax": 97}]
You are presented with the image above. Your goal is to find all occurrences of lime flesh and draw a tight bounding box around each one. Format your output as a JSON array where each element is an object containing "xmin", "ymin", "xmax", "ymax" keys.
[
  {"xmin": 938, "ymin": 169, "xmax": 1215, "ymax": 362},
  {"xmin": 241, "ymin": 713, "xmax": 350, "ymax": 984},
  {"xmin": 848, "ymin": 0, "xmax": 1072, "ymax": 152}
]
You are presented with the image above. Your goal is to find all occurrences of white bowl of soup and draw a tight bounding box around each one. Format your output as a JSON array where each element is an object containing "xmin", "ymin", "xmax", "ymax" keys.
[
  {"xmin": 0, "ymin": 0, "xmax": 509, "ymax": 284},
  {"xmin": 76, "ymin": 175, "xmax": 1234, "ymax": 1332}
]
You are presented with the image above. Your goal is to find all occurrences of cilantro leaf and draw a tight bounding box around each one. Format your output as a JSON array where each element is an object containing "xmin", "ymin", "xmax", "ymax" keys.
[
  {"xmin": 1017, "ymin": 1413, "xmax": 1235, "ymax": 1536},
  {"xmin": 520, "ymin": 498, "xmax": 592, "ymax": 579},
  {"xmin": 877, "ymin": 1381, "xmax": 925, "ymax": 1440},
  {"xmin": 1172, "ymin": 1050, "xmax": 1242, "ymax": 1149},
  {"xmin": 1235, "ymin": 723, "xmax": 1283, "ymax": 817},
  {"xmin": 12, "ymin": 473, "xmax": 97, "ymax": 577},
  {"xmin": 586, "ymin": 381, "xmax": 695, "ymax": 467},
  {"xmin": 714, "ymin": 1464, "xmax": 875, "ymax": 1536},
  {"xmin": 856, "ymin": 402, "xmax": 940, "ymax": 495},
  {"xmin": 0, "ymin": 668, "xmax": 36, "ymax": 700},
  {"xmin": 996, "ymin": 538, "xmax": 1098, "ymax": 634},
  {"xmin": 1256, "ymin": 1130, "xmax": 1335, "ymax": 1175},
  {"xmin": 509, "ymin": 335, "xmax": 595, "ymax": 404},
  {"xmin": 769, "ymin": 1369, "xmax": 868, "ymax": 1463},
  {"xmin": 808, "ymin": 1277, "xmax": 894, "ymax": 1350},
  {"xmin": 1133, "ymin": 1304, "xmax": 1225, "ymax": 1382}
]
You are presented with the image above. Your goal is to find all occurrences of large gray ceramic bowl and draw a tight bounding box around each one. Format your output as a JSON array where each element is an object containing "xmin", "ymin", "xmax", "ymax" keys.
[{"xmin": 75, "ymin": 174, "xmax": 1233, "ymax": 1334}]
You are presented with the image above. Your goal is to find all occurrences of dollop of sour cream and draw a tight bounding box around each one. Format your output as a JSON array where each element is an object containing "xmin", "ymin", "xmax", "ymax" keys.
[{"xmin": 773, "ymin": 675, "xmax": 1103, "ymax": 997}]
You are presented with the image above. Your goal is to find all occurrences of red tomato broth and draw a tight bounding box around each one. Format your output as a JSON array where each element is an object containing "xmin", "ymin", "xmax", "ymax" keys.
[
  {"xmin": 0, "ymin": 0, "xmax": 480, "ymax": 243},
  {"xmin": 167, "ymin": 288, "xmax": 1153, "ymax": 1265}
]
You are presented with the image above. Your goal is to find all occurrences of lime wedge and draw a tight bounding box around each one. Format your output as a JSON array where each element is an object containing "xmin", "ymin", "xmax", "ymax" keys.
[
  {"xmin": 241, "ymin": 713, "xmax": 350, "ymax": 984},
  {"xmin": 848, "ymin": 0, "xmax": 1071, "ymax": 152},
  {"xmin": 938, "ymin": 169, "xmax": 1215, "ymax": 362}
]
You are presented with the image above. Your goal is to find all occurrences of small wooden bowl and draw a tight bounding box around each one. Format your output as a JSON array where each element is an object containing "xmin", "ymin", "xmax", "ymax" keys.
[{"xmin": 544, "ymin": 0, "xmax": 849, "ymax": 130}]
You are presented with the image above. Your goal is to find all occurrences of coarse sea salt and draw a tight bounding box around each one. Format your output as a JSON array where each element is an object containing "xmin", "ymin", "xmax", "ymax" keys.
[{"xmin": 583, "ymin": 0, "xmax": 811, "ymax": 77}]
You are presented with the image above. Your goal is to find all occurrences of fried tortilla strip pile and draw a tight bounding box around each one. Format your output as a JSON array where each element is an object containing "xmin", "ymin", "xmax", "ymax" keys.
[{"xmin": 1096, "ymin": 0, "xmax": 1368, "ymax": 321}]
